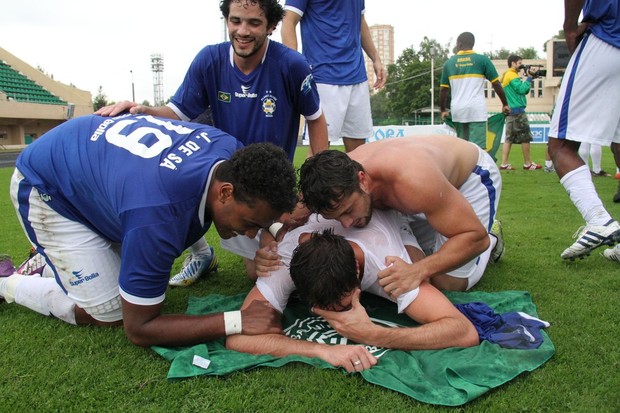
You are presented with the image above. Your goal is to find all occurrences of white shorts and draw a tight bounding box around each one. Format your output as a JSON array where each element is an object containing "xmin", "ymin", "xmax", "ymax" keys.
[
  {"xmin": 550, "ymin": 33, "xmax": 620, "ymax": 144},
  {"xmin": 317, "ymin": 82, "xmax": 373, "ymax": 142},
  {"xmin": 402, "ymin": 147, "xmax": 502, "ymax": 289},
  {"xmin": 10, "ymin": 169, "xmax": 123, "ymax": 322}
]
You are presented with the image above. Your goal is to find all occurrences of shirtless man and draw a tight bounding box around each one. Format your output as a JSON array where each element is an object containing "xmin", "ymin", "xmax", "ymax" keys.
[
  {"xmin": 226, "ymin": 210, "xmax": 479, "ymax": 372},
  {"xmin": 297, "ymin": 135, "xmax": 503, "ymax": 295}
]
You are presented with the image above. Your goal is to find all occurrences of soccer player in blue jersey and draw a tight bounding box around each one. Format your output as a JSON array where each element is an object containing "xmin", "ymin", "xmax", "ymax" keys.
[
  {"xmin": 547, "ymin": 0, "xmax": 620, "ymax": 260},
  {"xmin": 0, "ymin": 114, "xmax": 297, "ymax": 347},
  {"xmin": 97, "ymin": 0, "xmax": 328, "ymax": 285},
  {"xmin": 281, "ymin": 0, "xmax": 385, "ymax": 155}
]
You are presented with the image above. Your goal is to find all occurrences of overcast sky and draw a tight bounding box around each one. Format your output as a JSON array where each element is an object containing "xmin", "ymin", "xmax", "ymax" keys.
[{"xmin": 0, "ymin": 0, "xmax": 564, "ymax": 104}]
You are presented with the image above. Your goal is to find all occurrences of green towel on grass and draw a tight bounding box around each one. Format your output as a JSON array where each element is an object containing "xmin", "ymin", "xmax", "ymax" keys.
[{"xmin": 152, "ymin": 290, "xmax": 554, "ymax": 406}]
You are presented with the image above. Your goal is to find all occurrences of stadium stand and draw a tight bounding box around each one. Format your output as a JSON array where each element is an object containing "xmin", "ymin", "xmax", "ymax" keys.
[{"xmin": 0, "ymin": 46, "xmax": 92, "ymax": 148}]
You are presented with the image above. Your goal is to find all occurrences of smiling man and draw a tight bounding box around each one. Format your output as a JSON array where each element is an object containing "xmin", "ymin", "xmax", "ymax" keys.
[
  {"xmin": 0, "ymin": 114, "xmax": 297, "ymax": 348},
  {"xmin": 96, "ymin": 0, "xmax": 328, "ymax": 284}
]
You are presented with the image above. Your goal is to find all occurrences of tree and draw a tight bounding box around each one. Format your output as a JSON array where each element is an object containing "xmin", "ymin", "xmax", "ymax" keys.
[
  {"xmin": 486, "ymin": 47, "xmax": 539, "ymax": 60},
  {"xmin": 516, "ymin": 47, "xmax": 539, "ymax": 59},
  {"xmin": 370, "ymin": 89, "xmax": 390, "ymax": 121},
  {"xmin": 485, "ymin": 48, "xmax": 512, "ymax": 60},
  {"xmin": 380, "ymin": 37, "xmax": 450, "ymax": 121},
  {"xmin": 93, "ymin": 86, "xmax": 109, "ymax": 111}
]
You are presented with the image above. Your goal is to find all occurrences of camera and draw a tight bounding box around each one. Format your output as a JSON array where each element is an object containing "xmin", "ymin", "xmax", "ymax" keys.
[{"xmin": 519, "ymin": 64, "xmax": 546, "ymax": 78}]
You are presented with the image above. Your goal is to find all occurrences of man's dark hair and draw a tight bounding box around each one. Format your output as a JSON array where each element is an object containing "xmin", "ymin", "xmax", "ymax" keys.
[
  {"xmin": 215, "ymin": 142, "xmax": 297, "ymax": 213},
  {"xmin": 220, "ymin": 0, "xmax": 285, "ymax": 28},
  {"xmin": 457, "ymin": 32, "xmax": 475, "ymax": 49},
  {"xmin": 298, "ymin": 150, "xmax": 364, "ymax": 213},
  {"xmin": 507, "ymin": 55, "xmax": 523, "ymax": 68},
  {"xmin": 289, "ymin": 229, "xmax": 360, "ymax": 309}
]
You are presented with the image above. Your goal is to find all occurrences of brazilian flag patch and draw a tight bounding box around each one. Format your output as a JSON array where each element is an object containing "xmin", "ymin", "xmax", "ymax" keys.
[{"xmin": 218, "ymin": 91, "xmax": 231, "ymax": 103}]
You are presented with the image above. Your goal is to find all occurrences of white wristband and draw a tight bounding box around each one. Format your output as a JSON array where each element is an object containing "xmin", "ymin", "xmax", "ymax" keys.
[
  {"xmin": 223, "ymin": 310, "xmax": 242, "ymax": 336},
  {"xmin": 268, "ymin": 222, "xmax": 284, "ymax": 238}
]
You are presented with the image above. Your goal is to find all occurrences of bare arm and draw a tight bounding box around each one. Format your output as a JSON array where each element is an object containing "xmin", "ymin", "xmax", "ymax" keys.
[
  {"xmin": 120, "ymin": 297, "xmax": 281, "ymax": 348},
  {"xmin": 306, "ymin": 113, "xmax": 329, "ymax": 155},
  {"xmin": 313, "ymin": 285, "xmax": 479, "ymax": 350},
  {"xmin": 95, "ymin": 101, "xmax": 180, "ymax": 119},
  {"xmin": 378, "ymin": 175, "xmax": 489, "ymax": 294},
  {"xmin": 360, "ymin": 15, "xmax": 386, "ymax": 89},
  {"xmin": 564, "ymin": 0, "xmax": 588, "ymax": 54},
  {"xmin": 281, "ymin": 9, "xmax": 302, "ymax": 50},
  {"xmin": 491, "ymin": 80, "xmax": 511, "ymax": 115},
  {"xmin": 226, "ymin": 287, "xmax": 377, "ymax": 372}
]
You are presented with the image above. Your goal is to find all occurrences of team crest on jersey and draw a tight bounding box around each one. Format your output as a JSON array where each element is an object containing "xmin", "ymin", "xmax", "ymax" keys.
[
  {"xmin": 261, "ymin": 93, "xmax": 277, "ymax": 117},
  {"xmin": 300, "ymin": 73, "xmax": 314, "ymax": 96},
  {"xmin": 218, "ymin": 91, "xmax": 231, "ymax": 103},
  {"xmin": 284, "ymin": 316, "xmax": 392, "ymax": 359}
]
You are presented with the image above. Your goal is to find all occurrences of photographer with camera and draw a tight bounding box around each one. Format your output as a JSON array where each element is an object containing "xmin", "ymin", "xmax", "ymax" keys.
[{"xmin": 499, "ymin": 55, "xmax": 542, "ymax": 171}]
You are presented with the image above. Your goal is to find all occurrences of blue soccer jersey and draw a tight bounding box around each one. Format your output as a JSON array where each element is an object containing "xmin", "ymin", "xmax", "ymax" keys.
[
  {"xmin": 583, "ymin": 0, "xmax": 620, "ymax": 48},
  {"xmin": 285, "ymin": 0, "xmax": 367, "ymax": 85},
  {"xmin": 168, "ymin": 40, "xmax": 321, "ymax": 161},
  {"xmin": 16, "ymin": 114, "xmax": 242, "ymax": 302}
]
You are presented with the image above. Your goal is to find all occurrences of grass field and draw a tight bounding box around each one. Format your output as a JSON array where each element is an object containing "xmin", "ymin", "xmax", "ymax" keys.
[{"xmin": 1, "ymin": 144, "xmax": 619, "ymax": 412}]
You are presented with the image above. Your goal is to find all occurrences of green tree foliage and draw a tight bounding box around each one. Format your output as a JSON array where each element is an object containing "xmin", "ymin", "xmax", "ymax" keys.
[
  {"xmin": 516, "ymin": 47, "xmax": 539, "ymax": 59},
  {"xmin": 486, "ymin": 47, "xmax": 540, "ymax": 60},
  {"xmin": 485, "ymin": 48, "xmax": 512, "ymax": 60},
  {"xmin": 376, "ymin": 37, "xmax": 449, "ymax": 120},
  {"xmin": 93, "ymin": 86, "xmax": 109, "ymax": 111}
]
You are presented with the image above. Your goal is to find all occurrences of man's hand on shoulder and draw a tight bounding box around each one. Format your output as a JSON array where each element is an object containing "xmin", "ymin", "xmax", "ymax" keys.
[
  {"xmin": 95, "ymin": 100, "xmax": 143, "ymax": 117},
  {"xmin": 377, "ymin": 256, "xmax": 425, "ymax": 298},
  {"xmin": 254, "ymin": 241, "xmax": 282, "ymax": 277}
]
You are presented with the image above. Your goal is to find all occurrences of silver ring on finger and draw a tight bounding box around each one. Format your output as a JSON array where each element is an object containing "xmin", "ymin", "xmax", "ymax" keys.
[{"xmin": 353, "ymin": 360, "xmax": 361, "ymax": 366}]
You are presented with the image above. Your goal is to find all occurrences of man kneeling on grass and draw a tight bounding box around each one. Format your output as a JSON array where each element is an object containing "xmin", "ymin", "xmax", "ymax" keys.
[
  {"xmin": 226, "ymin": 210, "xmax": 479, "ymax": 372},
  {"xmin": 0, "ymin": 114, "xmax": 298, "ymax": 348}
]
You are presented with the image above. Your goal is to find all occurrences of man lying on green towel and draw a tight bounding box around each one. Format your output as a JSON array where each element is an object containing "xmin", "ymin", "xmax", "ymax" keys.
[{"xmin": 226, "ymin": 209, "xmax": 481, "ymax": 371}]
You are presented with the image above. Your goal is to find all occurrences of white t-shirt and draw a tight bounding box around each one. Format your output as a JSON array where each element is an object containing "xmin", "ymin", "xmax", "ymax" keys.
[{"xmin": 257, "ymin": 209, "xmax": 420, "ymax": 314}]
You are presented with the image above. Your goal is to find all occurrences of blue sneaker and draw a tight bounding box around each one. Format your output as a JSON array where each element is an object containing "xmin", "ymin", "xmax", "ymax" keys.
[{"xmin": 169, "ymin": 247, "xmax": 218, "ymax": 287}]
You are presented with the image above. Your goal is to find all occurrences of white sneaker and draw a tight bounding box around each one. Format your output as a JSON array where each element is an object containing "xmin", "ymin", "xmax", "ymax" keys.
[
  {"xmin": 169, "ymin": 247, "xmax": 218, "ymax": 287},
  {"xmin": 561, "ymin": 220, "xmax": 620, "ymax": 261},
  {"xmin": 602, "ymin": 244, "xmax": 620, "ymax": 262}
]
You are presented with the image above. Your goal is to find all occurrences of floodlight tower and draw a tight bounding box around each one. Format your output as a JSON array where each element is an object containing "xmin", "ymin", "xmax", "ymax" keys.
[{"xmin": 151, "ymin": 53, "xmax": 164, "ymax": 106}]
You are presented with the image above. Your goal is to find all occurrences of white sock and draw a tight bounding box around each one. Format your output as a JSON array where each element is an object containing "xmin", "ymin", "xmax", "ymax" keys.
[
  {"xmin": 189, "ymin": 237, "xmax": 211, "ymax": 256},
  {"xmin": 545, "ymin": 160, "xmax": 553, "ymax": 168},
  {"xmin": 4, "ymin": 275, "xmax": 76, "ymax": 324},
  {"xmin": 578, "ymin": 143, "xmax": 591, "ymax": 166},
  {"xmin": 561, "ymin": 165, "xmax": 612, "ymax": 226},
  {"xmin": 590, "ymin": 145, "xmax": 602, "ymax": 173}
]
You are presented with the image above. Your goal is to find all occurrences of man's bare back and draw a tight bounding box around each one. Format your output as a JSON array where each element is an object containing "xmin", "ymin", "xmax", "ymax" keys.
[{"xmin": 349, "ymin": 136, "xmax": 481, "ymax": 216}]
